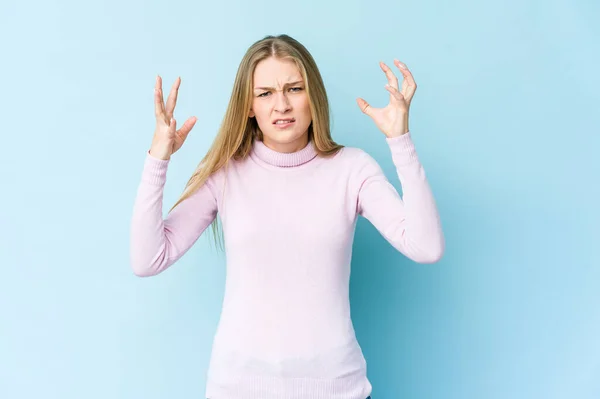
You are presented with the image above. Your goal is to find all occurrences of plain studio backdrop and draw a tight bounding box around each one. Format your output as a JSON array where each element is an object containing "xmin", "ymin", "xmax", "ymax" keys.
[{"xmin": 0, "ymin": 0, "xmax": 598, "ymax": 398}]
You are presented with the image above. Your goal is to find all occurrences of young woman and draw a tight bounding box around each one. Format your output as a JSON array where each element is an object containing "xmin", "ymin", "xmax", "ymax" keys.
[{"xmin": 130, "ymin": 34, "xmax": 444, "ymax": 399}]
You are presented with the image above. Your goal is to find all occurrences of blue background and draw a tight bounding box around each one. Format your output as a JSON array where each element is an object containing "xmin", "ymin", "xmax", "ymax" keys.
[{"xmin": 1, "ymin": 0, "xmax": 598, "ymax": 398}]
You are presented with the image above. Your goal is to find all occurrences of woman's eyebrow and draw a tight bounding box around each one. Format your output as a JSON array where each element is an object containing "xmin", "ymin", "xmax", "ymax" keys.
[{"xmin": 254, "ymin": 80, "xmax": 304, "ymax": 91}]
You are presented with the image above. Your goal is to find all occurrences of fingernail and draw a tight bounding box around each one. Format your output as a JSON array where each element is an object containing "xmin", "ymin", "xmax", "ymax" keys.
[{"xmin": 398, "ymin": 61, "xmax": 407, "ymax": 69}]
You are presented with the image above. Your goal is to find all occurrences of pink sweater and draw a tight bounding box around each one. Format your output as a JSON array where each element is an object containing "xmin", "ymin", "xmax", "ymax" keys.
[{"xmin": 130, "ymin": 132, "xmax": 444, "ymax": 399}]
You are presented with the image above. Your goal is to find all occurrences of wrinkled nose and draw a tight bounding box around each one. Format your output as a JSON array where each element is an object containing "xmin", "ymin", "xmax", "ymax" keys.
[{"xmin": 274, "ymin": 91, "xmax": 291, "ymax": 113}]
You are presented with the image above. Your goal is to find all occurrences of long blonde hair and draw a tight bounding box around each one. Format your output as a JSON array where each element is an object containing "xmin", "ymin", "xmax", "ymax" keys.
[{"xmin": 168, "ymin": 34, "xmax": 344, "ymax": 249}]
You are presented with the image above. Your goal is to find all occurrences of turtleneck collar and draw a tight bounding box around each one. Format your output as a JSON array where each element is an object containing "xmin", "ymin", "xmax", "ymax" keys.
[{"xmin": 251, "ymin": 138, "xmax": 318, "ymax": 167}]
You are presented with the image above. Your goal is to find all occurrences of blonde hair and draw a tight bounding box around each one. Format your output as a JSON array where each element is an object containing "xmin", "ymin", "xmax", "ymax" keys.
[{"xmin": 168, "ymin": 34, "xmax": 343, "ymax": 249}]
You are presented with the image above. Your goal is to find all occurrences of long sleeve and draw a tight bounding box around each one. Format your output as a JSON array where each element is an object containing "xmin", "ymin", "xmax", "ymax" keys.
[
  {"xmin": 129, "ymin": 151, "xmax": 218, "ymax": 277},
  {"xmin": 356, "ymin": 132, "xmax": 444, "ymax": 263}
]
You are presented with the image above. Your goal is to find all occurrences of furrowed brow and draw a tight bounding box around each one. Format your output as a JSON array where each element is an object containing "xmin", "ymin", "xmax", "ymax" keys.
[{"xmin": 254, "ymin": 80, "xmax": 304, "ymax": 91}]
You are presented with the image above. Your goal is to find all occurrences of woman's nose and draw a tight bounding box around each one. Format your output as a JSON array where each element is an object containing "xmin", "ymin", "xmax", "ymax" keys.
[{"xmin": 274, "ymin": 92, "xmax": 291, "ymax": 112}]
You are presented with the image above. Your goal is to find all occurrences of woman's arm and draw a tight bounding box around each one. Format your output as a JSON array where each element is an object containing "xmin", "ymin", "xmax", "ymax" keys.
[
  {"xmin": 129, "ymin": 152, "xmax": 218, "ymax": 277},
  {"xmin": 356, "ymin": 132, "xmax": 444, "ymax": 263}
]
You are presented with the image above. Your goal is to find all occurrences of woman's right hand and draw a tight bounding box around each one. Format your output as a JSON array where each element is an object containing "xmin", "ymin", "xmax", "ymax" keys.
[{"xmin": 149, "ymin": 75, "xmax": 197, "ymax": 160}]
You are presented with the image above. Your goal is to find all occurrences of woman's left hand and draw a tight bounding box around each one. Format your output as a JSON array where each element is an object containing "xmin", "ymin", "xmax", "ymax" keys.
[{"xmin": 357, "ymin": 59, "xmax": 417, "ymax": 138}]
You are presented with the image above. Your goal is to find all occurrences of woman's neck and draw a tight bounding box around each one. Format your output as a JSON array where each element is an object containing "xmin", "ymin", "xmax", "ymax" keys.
[{"xmin": 252, "ymin": 136, "xmax": 317, "ymax": 167}]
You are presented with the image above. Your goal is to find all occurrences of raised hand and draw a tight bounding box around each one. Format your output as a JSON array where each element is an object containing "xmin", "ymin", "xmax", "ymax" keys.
[
  {"xmin": 149, "ymin": 75, "xmax": 197, "ymax": 160},
  {"xmin": 357, "ymin": 59, "xmax": 417, "ymax": 138}
]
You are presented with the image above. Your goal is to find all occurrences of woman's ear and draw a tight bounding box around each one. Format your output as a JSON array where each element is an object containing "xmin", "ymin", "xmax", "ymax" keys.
[{"xmin": 248, "ymin": 109, "xmax": 255, "ymax": 118}]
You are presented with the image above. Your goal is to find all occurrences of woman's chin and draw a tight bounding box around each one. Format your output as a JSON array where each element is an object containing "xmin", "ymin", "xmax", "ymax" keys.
[{"xmin": 262, "ymin": 129, "xmax": 309, "ymax": 151}]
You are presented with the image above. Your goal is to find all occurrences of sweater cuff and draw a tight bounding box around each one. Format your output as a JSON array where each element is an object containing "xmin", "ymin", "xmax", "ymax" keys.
[
  {"xmin": 385, "ymin": 131, "xmax": 419, "ymax": 167},
  {"xmin": 142, "ymin": 150, "xmax": 170, "ymax": 185}
]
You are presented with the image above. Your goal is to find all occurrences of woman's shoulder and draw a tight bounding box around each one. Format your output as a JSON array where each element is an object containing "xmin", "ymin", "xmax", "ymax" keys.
[
  {"xmin": 329, "ymin": 144, "xmax": 378, "ymax": 167},
  {"xmin": 328, "ymin": 144, "xmax": 386, "ymax": 184}
]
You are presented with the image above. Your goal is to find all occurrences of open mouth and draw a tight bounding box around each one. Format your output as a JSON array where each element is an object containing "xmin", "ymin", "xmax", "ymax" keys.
[{"xmin": 273, "ymin": 118, "xmax": 295, "ymax": 128}]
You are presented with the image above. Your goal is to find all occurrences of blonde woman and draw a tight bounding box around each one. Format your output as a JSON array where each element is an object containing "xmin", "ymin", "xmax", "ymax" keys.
[{"xmin": 130, "ymin": 34, "xmax": 444, "ymax": 399}]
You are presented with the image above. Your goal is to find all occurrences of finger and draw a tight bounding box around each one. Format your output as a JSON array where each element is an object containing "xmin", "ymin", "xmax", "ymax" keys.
[
  {"xmin": 394, "ymin": 59, "xmax": 417, "ymax": 99},
  {"xmin": 154, "ymin": 75, "xmax": 167, "ymax": 120},
  {"xmin": 384, "ymin": 84, "xmax": 405, "ymax": 104},
  {"xmin": 380, "ymin": 61, "xmax": 399, "ymax": 90},
  {"xmin": 165, "ymin": 77, "xmax": 181, "ymax": 120},
  {"xmin": 394, "ymin": 59, "xmax": 416, "ymax": 85},
  {"xmin": 385, "ymin": 85, "xmax": 404, "ymax": 101},
  {"xmin": 356, "ymin": 97, "xmax": 373, "ymax": 117},
  {"xmin": 176, "ymin": 116, "xmax": 197, "ymax": 140},
  {"xmin": 154, "ymin": 75, "xmax": 166, "ymax": 119},
  {"xmin": 169, "ymin": 117, "xmax": 176, "ymax": 133}
]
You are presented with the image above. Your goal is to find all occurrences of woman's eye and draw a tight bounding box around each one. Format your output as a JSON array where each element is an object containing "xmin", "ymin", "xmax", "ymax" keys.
[{"xmin": 257, "ymin": 87, "xmax": 302, "ymax": 97}]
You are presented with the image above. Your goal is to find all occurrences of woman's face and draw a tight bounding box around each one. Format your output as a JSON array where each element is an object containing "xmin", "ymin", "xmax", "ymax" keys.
[{"xmin": 249, "ymin": 57, "xmax": 312, "ymax": 153}]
